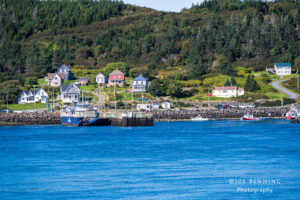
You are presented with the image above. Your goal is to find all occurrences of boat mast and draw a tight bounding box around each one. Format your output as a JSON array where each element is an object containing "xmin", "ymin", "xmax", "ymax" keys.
[{"xmin": 114, "ymin": 84, "xmax": 117, "ymax": 113}]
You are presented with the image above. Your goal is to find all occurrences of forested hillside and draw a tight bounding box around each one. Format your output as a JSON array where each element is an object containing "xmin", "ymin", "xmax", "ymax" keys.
[{"xmin": 0, "ymin": 0, "xmax": 300, "ymax": 102}]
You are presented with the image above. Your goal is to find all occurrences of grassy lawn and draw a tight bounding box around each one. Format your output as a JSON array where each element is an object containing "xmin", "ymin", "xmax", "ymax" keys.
[
  {"xmin": 38, "ymin": 78, "xmax": 47, "ymax": 85},
  {"xmin": 281, "ymin": 78, "xmax": 300, "ymax": 95},
  {"xmin": 8, "ymin": 103, "xmax": 46, "ymax": 110},
  {"xmin": 64, "ymin": 80, "xmax": 77, "ymax": 84},
  {"xmin": 265, "ymin": 92, "xmax": 288, "ymax": 99},
  {"xmin": 81, "ymin": 84, "xmax": 97, "ymax": 92}
]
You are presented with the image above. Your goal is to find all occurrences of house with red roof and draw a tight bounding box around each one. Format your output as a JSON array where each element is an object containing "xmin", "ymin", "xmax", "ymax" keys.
[
  {"xmin": 212, "ymin": 86, "xmax": 244, "ymax": 98},
  {"xmin": 107, "ymin": 70, "xmax": 125, "ymax": 87}
]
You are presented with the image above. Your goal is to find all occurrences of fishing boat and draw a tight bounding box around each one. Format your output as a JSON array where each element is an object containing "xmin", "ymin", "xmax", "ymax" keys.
[
  {"xmin": 61, "ymin": 104, "xmax": 109, "ymax": 126},
  {"xmin": 285, "ymin": 110, "xmax": 299, "ymax": 120},
  {"xmin": 191, "ymin": 115, "xmax": 209, "ymax": 121},
  {"xmin": 241, "ymin": 114, "xmax": 260, "ymax": 121}
]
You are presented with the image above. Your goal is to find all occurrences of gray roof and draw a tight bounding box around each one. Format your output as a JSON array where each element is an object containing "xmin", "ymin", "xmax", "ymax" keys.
[
  {"xmin": 58, "ymin": 64, "xmax": 71, "ymax": 72},
  {"xmin": 61, "ymin": 84, "xmax": 70, "ymax": 92},
  {"xmin": 78, "ymin": 77, "xmax": 90, "ymax": 82},
  {"xmin": 60, "ymin": 84, "xmax": 80, "ymax": 93},
  {"xmin": 97, "ymin": 72, "xmax": 105, "ymax": 77},
  {"xmin": 133, "ymin": 74, "xmax": 147, "ymax": 81}
]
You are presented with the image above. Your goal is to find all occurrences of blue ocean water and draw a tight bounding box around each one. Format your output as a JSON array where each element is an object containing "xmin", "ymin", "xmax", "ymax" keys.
[{"xmin": 0, "ymin": 120, "xmax": 300, "ymax": 199}]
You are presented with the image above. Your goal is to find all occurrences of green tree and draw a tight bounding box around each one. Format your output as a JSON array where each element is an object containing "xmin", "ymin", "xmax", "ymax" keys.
[
  {"xmin": 148, "ymin": 79, "xmax": 168, "ymax": 97},
  {"xmin": 231, "ymin": 77, "xmax": 237, "ymax": 86},
  {"xmin": 224, "ymin": 79, "xmax": 231, "ymax": 86},
  {"xmin": 103, "ymin": 62, "xmax": 130, "ymax": 77},
  {"xmin": 293, "ymin": 56, "xmax": 300, "ymax": 72},
  {"xmin": 245, "ymin": 75, "xmax": 259, "ymax": 92},
  {"xmin": 167, "ymin": 82, "xmax": 183, "ymax": 98}
]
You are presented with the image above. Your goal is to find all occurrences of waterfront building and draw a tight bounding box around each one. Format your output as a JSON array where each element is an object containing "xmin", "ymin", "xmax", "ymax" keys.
[
  {"xmin": 274, "ymin": 63, "xmax": 292, "ymax": 75},
  {"xmin": 137, "ymin": 104, "xmax": 153, "ymax": 111},
  {"xmin": 60, "ymin": 84, "xmax": 80, "ymax": 103},
  {"xmin": 18, "ymin": 88, "xmax": 48, "ymax": 104},
  {"xmin": 132, "ymin": 74, "xmax": 148, "ymax": 93},
  {"xmin": 161, "ymin": 102, "xmax": 171, "ymax": 109},
  {"xmin": 96, "ymin": 73, "xmax": 107, "ymax": 86},
  {"xmin": 45, "ymin": 73, "xmax": 65, "ymax": 87},
  {"xmin": 57, "ymin": 64, "xmax": 75, "ymax": 80},
  {"xmin": 212, "ymin": 86, "xmax": 244, "ymax": 98},
  {"xmin": 152, "ymin": 101, "xmax": 160, "ymax": 109},
  {"xmin": 107, "ymin": 70, "xmax": 125, "ymax": 87},
  {"xmin": 78, "ymin": 78, "xmax": 90, "ymax": 86}
]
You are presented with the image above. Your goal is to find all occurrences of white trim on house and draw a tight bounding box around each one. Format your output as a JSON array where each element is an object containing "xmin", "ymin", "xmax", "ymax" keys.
[
  {"xmin": 18, "ymin": 88, "xmax": 48, "ymax": 104},
  {"xmin": 212, "ymin": 86, "xmax": 244, "ymax": 98}
]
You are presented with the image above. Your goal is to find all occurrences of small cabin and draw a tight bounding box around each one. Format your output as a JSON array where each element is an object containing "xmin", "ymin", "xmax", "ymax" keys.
[
  {"xmin": 161, "ymin": 102, "xmax": 171, "ymax": 109},
  {"xmin": 137, "ymin": 104, "xmax": 153, "ymax": 111}
]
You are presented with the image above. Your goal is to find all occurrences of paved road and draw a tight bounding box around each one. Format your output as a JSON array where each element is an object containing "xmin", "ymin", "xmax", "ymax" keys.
[
  {"xmin": 271, "ymin": 80, "xmax": 299, "ymax": 99},
  {"xmin": 92, "ymin": 88, "xmax": 105, "ymax": 104}
]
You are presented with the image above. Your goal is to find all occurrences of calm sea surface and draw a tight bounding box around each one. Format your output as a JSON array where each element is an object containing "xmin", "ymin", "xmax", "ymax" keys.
[{"xmin": 0, "ymin": 120, "xmax": 300, "ymax": 199}]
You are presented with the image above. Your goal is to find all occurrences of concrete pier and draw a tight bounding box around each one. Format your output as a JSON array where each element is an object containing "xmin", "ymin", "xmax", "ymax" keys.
[{"xmin": 102, "ymin": 112, "xmax": 154, "ymax": 127}]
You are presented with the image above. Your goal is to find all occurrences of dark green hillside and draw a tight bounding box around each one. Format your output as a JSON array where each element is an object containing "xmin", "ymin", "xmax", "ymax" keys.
[{"xmin": 0, "ymin": 0, "xmax": 300, "ymax": 101}]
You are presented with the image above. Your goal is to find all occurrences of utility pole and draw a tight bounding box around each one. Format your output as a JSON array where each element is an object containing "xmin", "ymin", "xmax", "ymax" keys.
[
  {"xmin": 297, "ymin": 68, "xmax": 299, "ymax": 90},
  {"xmin": 34, "ymin": 85, "xmax": 36, "ymax": 107},
  {"xmin": 6, "ymin": 91, "xmax": 8, "ymax": 111}
]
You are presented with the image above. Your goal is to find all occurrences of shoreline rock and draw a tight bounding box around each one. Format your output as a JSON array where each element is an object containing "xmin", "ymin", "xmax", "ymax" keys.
[
  {"xmin": 151, "ymin": 107, "xmax": 289, "ymax": 120},
  {"xmin": 0, "ymin": 112, "xmax": 60, "ymax": 125},
  {"xmin": 0, "ymin": 107, "xmax": 291, "ymax": 126}
]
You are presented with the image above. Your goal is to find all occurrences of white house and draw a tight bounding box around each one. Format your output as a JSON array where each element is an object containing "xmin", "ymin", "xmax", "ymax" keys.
[
  {"xmin": 161, "ymin": 102, "xmax": 171, "ymax": 109},
  {"xmin": 96, "ymin": 72, "xmax": 107, "ymax": 86},
  {"xmin": 132, "ymin": 74, "xmax": 148, "ymax": 93},
  {"xmin": 212, "ymin": 86, "xmax": 244, "ymax": 98},
  {"xmin": 274, "ymin": 63, "xmax": 292, "ymax": 75},
  {"xmin": 57, "ymin": 64, "xmax": 74, "ymax": 80},
  {"xmin": 46, "ymin": 73, "xmax": 65, "ymax": 87},
  {"xmin": 60, "ymin": 84, "xmax": 80, "ymax": 103},
  {"xmin": 18, "ymin": 88, "xmax": 48, "ymax": 104},
  {"xmin": 137, "ymin": 104, "xmax": 153, "ymax": 111}
]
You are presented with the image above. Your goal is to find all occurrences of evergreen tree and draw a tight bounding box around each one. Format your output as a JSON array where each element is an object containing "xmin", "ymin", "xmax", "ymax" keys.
[
  {"xmin": 224, "ymin": 79, "xmax": 231, "ymax": 86},
  {"xmin": 148, "ymin": 79, "xmax": 168, "ymax": 97},
  {"xmin": 231, "ymin": 77, "xmax": 237, "ymax": 86},
  {"xmin": 245, "ymin": 75, "xmax": 259, "ymax": 92},
  {"xmin": 167, "ymin": 82, "xmax": 183, "ymax": 98}
]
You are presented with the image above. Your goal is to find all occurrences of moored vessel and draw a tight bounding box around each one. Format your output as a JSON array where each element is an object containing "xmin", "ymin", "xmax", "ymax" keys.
[
  {"xmin": 191, "ymin": 115, "xmax": 209, "ymax": 121},
  {"xmin": 61, "ymin": 104, "xmax": 109, "ymax": 126},
  {"xmin": 241, "ymin": 114, "xmax": 260, "ymax": 121}
]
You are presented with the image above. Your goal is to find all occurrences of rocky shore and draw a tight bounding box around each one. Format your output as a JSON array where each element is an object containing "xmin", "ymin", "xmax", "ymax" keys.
[
  {"xmin": 152, "ymin": 107, "xmax": 290, "ymax": 120},
  {"xmin": 0, "ymin": 106, "xmax": 291, "ymax": 125},
  {"xmin": 0, "ymin": 112, "xmax": 60, "ymax": 125},
  {"xmin": 292, "ymin": 117, "xmax": 300, "ymax": 123}
]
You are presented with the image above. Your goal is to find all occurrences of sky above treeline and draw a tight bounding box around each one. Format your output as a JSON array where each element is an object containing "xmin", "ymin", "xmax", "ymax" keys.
[{"xmin": 123, "ymin": 0, "xmax": 202, "ymax": 12}]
